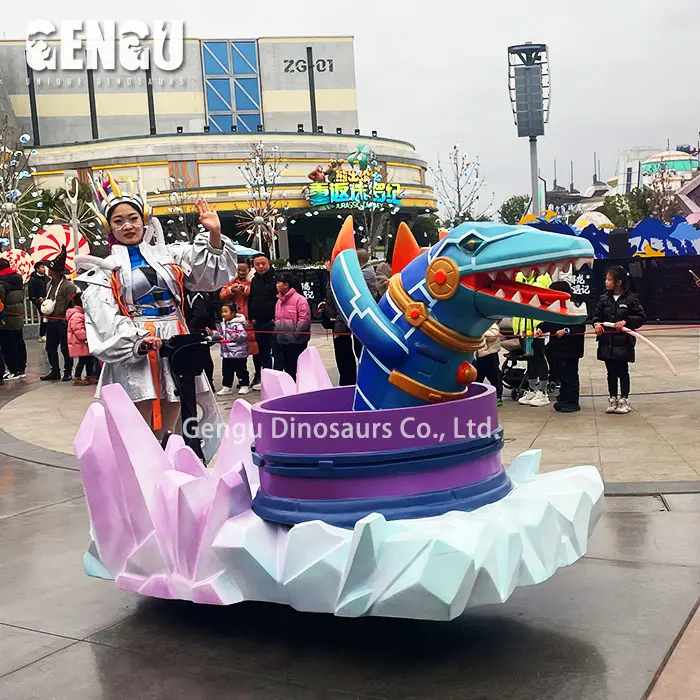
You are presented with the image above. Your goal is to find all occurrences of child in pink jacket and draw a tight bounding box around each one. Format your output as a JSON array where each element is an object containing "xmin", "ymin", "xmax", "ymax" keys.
[
  {"xmin": 66, "ymin": 293, "xmax": 99, "ymax": 386},
  {"xmin": 274, "ymin": 272, "xmax": 311, "ymax": 380}
]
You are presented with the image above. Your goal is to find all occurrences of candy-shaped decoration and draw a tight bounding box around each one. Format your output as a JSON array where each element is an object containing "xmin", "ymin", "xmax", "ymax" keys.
[
  {"xmin": 0, "ymin": 249, "xmax": 33, "ymax": 283},
  {"xmin": 30, "ymin": 224, "xmax": 90, "ymax": 274}
]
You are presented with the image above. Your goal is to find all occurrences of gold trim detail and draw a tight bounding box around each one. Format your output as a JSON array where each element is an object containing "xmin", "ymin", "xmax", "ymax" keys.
[
  {"xmin": 387, "ymin": 275, "xmax": 483, "ymax": 353},
  {"xmin": 426, "ymin": 257, "xmax": 461, "ymax": 299},
  {"xmin": 389, "ymin": 371, "xmax": 468, "ymax": 404}
]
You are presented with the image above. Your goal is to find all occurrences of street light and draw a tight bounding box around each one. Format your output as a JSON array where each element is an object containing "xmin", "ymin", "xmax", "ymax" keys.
[
  {"xmin": 64, "ymin": 169, "xmax": 80, "ymax": 260},
  {"xmin": 507, "ymin": 42, "xmax": 550, "ymax": 215}
]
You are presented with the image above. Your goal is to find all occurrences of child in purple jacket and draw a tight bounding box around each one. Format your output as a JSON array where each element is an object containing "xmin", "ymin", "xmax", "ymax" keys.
[{"xmin": 216, "ymin": 304, "xmax": 250, "ymax": 396}]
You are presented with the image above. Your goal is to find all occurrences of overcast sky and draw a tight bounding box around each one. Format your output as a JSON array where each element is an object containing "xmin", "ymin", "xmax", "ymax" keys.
[{"xmin": 4, "ymin": 1, "xmax": 699, "ymax": 212}]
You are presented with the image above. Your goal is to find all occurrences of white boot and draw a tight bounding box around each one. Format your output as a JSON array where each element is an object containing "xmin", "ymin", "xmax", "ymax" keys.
[
  {"xmin": 615, "ymin": 397, "xmax": 631, "ymax": 414},
  {"xmin": 529, "ymin": 390, "xmax": 550, "ymax": 407},
  {"xmin": 217, "ymin": 386, "xmax": 234, "ymax": 396},
  {"xmin": 606, "ymin": 397, "xmax": 618, "ymax": 414},
  {"xmin": 238, "ymin": 386, "xmax": 251, "ymax": 395},
  {"xmin": 518, "ymin": 390, "xmax": 537, "ymax": 405}
]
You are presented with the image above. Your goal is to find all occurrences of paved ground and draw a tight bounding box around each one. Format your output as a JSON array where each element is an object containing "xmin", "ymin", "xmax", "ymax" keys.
[
  {"xmin": 1, "ymin": 450, "xmax": 700, "ymax": 699},
  {"xmin": 2, "ymin": 327, "xmax": 700, "ymax": 699},
  {"xmin": 2, "ymin": 327, "xmax": 700, "ymax": 483}
]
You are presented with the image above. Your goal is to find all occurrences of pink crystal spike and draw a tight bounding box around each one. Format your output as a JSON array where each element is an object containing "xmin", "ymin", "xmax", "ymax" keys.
[
  {"xmin": 75, "ymin": 403, "xmax": 141, "ymax": 574},
  {"xmin": 216, "ymin": 399, "xmax": 259, "ymax": 489},
  {"xmin": 101, "ymin": 384, "xmax": 171, "ymax": 514},
  {"xmin": 260, "ymin": 368, "xmax": 297, "ymax": 401},
  {"xmin": 295, "ymin": 346, "xmax": 333, "ymax": 394}
]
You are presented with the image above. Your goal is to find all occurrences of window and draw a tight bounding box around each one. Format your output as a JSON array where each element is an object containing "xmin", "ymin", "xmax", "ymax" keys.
[
  {"xmin": 209, "ymin": 114, "xmax": 233, "ymax": 133},
  {"xmin": 202, "ymin": 40, "xmax": 262, "ymax": 132},
  {"xmin": 625, "ymin": 167, "xmax": 633, "ymax": 193},
  {"xmin": 203, "ymin": 42, "xmax": 229, "ymax": 75}
]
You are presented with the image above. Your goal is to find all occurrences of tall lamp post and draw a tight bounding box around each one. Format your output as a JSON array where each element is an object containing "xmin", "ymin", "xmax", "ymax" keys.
[
  {"xmin": 508, "ymin": 43, "xmax": 550, "ymax": 215},
  {"xmin": 64, "ymin": 169, "xmax": 80, "ymax": 259}
]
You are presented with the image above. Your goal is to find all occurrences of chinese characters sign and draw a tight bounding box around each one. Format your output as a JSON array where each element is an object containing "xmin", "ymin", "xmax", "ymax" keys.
[
  {"xmin": 571, "ymin": 273, "xmax": 591, "ymax": 297},
  {"xmin": 308, "ymin": 169, "xmax": 403, "ymax": 211},
  {"xmin": 300, "ymin": 280, "xmax": 315, "ymax": 301}
]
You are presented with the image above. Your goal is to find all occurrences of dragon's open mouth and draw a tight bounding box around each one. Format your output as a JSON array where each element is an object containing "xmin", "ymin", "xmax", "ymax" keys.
[{"xmin": 461, "ymin": 257, "xmax": 591, "ymax": 316}]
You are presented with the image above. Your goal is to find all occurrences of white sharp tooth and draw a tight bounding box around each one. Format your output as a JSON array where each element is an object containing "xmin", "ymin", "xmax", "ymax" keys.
[
  {"xmin": 495, "ymin": 288, "xmax": 506, "ymax": 299},
  {"xmin": 487, "ymin": 271, "xmax": 498, "ymax": 281},
  {"xmin": 504, "ymin": 269, "xmax": 514, "ymax": 280},
  {"xmin": 565, "ymin": 300, "xmax": 578, "ymax": 313},
  {"xmin": 521, "ymin": 266, "xmax": 533, "ymax": 277},
  {"xmin": 529, "ymin": 294, "xmax": 541, "ymax": 307},
  {"xmin": 512, "ymin": 291, "xmax": 523, "ymax": 303},
  {"xmin": 575, "ymin": 256, "xmax": 593, "ymax": 269},
  {"xmin": 546, "ymin": 300, "xmax": 559, "ymax": 312}
]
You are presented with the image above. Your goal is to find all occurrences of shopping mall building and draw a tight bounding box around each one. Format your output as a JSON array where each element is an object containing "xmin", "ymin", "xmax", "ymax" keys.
[{"xmin": 0, "ymin": 35, "xmax": 436, "ymax": 260}]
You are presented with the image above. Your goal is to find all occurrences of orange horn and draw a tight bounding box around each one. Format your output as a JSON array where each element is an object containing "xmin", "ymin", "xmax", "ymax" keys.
[
  {"xmin": 392, "ymin": 222, "xmax": 421, "ymax": 274},
  {"xmin": 331, "ymin": 216, "xmax": 356, "ymax": 263}
]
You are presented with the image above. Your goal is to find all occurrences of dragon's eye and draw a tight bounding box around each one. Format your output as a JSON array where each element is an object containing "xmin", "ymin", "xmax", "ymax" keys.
[{"xmin": 459, "ymin": 235, "xmax": 483, "ymax": 253}]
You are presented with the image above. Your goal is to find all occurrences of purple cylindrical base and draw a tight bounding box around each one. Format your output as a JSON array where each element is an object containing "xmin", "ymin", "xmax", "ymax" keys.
[
  {"xmin": 251, "ymin": 383, "xmax": 498, "ymax": 456},
  {"xmin": 259, "ymin": 451, "xmax": 502, "ymax": 499}
]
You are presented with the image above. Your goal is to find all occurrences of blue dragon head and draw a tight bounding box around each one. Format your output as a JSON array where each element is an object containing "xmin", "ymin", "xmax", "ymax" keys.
[
  {"xmin": 396, "ymin": 220, "xmax": 594, "ymax": 337},
  {"xmin": 330, "ymin": 217, "xmax": 594, "ymax": 410}
]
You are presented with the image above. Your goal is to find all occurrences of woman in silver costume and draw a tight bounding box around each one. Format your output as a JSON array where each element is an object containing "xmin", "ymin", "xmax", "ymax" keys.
[{"xmin": 76, "ymin": 173, "xmax": 237, "ymax": 460}]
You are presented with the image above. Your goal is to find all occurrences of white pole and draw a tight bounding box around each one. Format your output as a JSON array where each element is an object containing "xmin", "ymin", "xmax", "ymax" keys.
[
  {"xmin": 8, "ymin": 215, "xmax": 15, "ymax": 249},
  {"xmin": 64, "ymin": 171, "xmax": 80, "ymax": 258},
  {"xmin": 529, "ymin": 136, "xmax": 539, "ymax": 214}
]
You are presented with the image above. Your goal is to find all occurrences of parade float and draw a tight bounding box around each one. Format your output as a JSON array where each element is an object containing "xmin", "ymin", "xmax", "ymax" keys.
[{"xmin": 75, "ymin": 217, "xmax": 604, "ymax": 621}]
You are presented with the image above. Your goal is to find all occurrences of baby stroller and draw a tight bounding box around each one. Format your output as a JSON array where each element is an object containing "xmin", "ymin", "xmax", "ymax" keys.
[{"xmin": 499, "ymin": 318, "xmax": 558, "ymax": 402}]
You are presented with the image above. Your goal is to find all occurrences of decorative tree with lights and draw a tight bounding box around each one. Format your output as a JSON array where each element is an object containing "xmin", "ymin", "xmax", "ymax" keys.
[
  {"xmin": 430, "ymin": 145, "xmax": 492, "ymax": 227},
  {"xmin": 236, "ymin": 142, "xmax": 289, "ymax": 256},
  {"xmin": 0, "ymin": 116, "xmax": 101, "ymax": 254},
  {"xmin": 0, "ymin": 116, "xmax": 43, "ymax": 252},
  {"xmin": 157, "ymin": 184, "xmax": 201, "ymax": 244},
  {"xmin": 343, "ymin": 148, "xmax": 399, "ymax": 257}
]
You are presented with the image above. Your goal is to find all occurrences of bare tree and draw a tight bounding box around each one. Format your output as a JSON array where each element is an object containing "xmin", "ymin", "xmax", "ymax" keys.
[
  {"xmin": 358, "ymin": 207, "xmax": 391, "ymax": 258},
  {"xmin": 430, "ymin": 145, "xmax": 492, "ymax": 226},
  {"xmin": 644, "ymin": 162, "xmax": 682, "ymax": 223}
]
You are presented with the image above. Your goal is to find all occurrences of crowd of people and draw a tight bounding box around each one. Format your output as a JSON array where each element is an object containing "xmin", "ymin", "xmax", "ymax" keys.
[
  {"xmin": 470, "ymin": 265, "xmax": 646, "ymax": 415},
  {"xmin": 0, "ymin": 243, "xmax": 648, "ymax": 418}
]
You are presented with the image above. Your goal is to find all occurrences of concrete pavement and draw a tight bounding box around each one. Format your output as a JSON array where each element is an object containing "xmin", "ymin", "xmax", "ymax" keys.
[{"xmin": 2, "ymin": 327, "xmax": 700, "ymax": 699}]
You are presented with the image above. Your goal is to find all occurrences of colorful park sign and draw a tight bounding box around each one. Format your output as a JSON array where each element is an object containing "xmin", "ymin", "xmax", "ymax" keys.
[{"xmin": 308, "ymin": 168, "xmax": 403, "ymax": 211}]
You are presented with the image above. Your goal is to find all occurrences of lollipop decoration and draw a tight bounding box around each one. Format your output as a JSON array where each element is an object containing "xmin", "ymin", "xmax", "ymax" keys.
[
  {"xmin": 0, "ymin": 248, "xmax": 33, "ymax": 283},
  {"xmin": 30, "ymin": 224, "xmax": 90, "ymax": 274}
]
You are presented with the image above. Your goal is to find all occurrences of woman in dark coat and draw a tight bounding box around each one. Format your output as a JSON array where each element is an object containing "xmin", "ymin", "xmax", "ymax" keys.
[{"xmin": 592, "ymin": 266, "xmax": 646, "ymax": 415}]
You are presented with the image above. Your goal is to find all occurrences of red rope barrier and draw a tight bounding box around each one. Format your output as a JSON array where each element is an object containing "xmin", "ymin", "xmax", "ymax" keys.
[{"xmin": 4, "ymin": 311, "xmax": 700, "ymax": 339}]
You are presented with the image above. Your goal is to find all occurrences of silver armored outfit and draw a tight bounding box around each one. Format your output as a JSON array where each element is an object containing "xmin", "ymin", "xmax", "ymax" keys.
[{"xmin": 77, "ymin": 231, "xmax": 237, "ymax": 461}]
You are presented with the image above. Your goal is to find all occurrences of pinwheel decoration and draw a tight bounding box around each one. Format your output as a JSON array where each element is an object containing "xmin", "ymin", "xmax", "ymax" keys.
[{"xmin": 236, "ymin": 203, "xmax": 281, "ymax": 247}]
